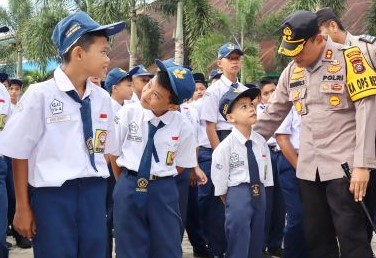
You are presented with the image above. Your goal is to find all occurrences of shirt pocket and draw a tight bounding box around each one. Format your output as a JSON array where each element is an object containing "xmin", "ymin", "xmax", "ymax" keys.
[
  {"xmin": 288, "ymin": 87, "xmax": 307, "ymax": 115},
  {"xmin": 319, "ymin": 82, "xmax": 350, "ymax": 111}
]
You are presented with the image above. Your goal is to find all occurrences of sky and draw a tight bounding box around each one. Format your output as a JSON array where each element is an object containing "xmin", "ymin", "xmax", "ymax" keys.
[{"xmin": 0, "ymin": 0, "xmax": 8, "ymax": 9}]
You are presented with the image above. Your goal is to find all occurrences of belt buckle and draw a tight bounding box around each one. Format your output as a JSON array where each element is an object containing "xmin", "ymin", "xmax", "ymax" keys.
[
  {"xmin": 251, "ymin": 184, "xmax": 260, "ymax": 197},
  {"xmin": 149, "ymin": 175, "xmax": 158, "ymax": 181}
]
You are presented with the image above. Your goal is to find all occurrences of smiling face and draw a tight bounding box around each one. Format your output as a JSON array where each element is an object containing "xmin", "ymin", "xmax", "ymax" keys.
[{"xmin": 140, "ymin": 75, "xmax": 178, "ymax": 116}]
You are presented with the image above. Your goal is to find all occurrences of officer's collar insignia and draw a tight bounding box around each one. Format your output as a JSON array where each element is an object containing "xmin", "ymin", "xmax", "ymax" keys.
[
  {"xmin": 173, "ymin": 69, "xmax": 186, "ymax": 79},
  {"xmin": 325, "ymin": 49, "xmax": 333, "ymax": 60}
]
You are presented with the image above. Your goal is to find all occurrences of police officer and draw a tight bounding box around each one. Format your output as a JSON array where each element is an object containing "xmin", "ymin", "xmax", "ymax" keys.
[{"xmin": 254, "ymin": 10, "xmax": 376, "ymax": 258}]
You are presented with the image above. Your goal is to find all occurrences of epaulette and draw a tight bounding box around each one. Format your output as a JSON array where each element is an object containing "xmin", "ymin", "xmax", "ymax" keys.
[{"xmin": 359, "ymin": 34, "xmax": 376, "ymax": 44}]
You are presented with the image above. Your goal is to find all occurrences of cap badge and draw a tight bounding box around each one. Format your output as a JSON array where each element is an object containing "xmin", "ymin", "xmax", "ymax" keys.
[
  {"xmin": 173, "ymin": 69, "xmax": 187, "ymax": 79},
  {"xmin": 227, "ymin": 43, "xmax": 235, "ymax": 50},
  {"xmin": 65, "ymin": 23, "xmax": 81, "ymax": 38},
  {"xmin": 283, "ymin": 27, "xmax": 292, "ymax": 40},
  {"xmin": 223, "ymin": 103, "xmax": 228, "ymax": 115}
]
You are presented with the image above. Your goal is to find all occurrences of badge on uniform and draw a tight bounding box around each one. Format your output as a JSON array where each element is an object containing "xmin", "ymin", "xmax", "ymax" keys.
[
  {"xmin": 86, "ymin": 137, "xmax": 94, "ymax": 154},
  {"xmin": 290, "ymin": 67, "xmax": 305, "ymax": 81},
  {"xmin": 94, "ymin": 129, "xmax": 107, "ymax": 153},
  {"xmin": 251, "ymin": 184, "xmax": 260, "ymax": 197},
  {"xmin": 329, "ymin": 95, "xmax": 341, "ymax": 107},
  {"xmin": 0, "ymin": 114, "xmax": 6, "ymax": 131},
  {"xmin": 50, "ymin": 99, "xmax": 63, "ymax": 115},
  {"xmin": 166, "ymin": 151, "xmax": 175, "ymax": 166},
  {"xmin": 325, "ymin": 49, "xmax": 333, "ymax": 60},
  {"xmin": 327, "ymin": 60, "xmax": 342, "ymax": 74},
  {"xmin": 136, "ymin": 178, "xmax": 148, "ymax": 193}
]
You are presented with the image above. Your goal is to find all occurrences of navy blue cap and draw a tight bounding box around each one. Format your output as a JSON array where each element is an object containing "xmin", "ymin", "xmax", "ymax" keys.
[
  {"xmin": 52, "ymin": 11, "xmax": 126, "ymax": 55},
  {"xmin": 104, "ymin": 67, "xmax": 135, "ymax": 92},
  {"xmin": 130, "ymin": 64, "xmax": 154, "ymax": 77},
  {"xmin": 193, "ymin": 73, "xmax": 207, "ymax": 84},
  {"xmin": 0, "ymin": 26, "xmax": 9, "ymax": 33},
  {"xmin": 218, "ymin": 42, "xmax": 244, "ymax": 59},
  {"xmin": 209, "ymin": 68, "xmax": 223, "ymax": 81},
  {"xmin": 0, "ymin": 73, "xmax": 9, "ymax": 82},
  {"xmin": 155, "ymin": 59, "xmax": 195, "ymax": 104},
  {"xmin": 219, "ymin": 87, "xmax": 260, "ymax": 120}
]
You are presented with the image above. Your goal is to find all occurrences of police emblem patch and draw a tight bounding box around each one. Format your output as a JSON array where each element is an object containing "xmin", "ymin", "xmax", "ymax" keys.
[{"xmin": 329, "ymin": 95, "xmax": 341, "ymax": 107}]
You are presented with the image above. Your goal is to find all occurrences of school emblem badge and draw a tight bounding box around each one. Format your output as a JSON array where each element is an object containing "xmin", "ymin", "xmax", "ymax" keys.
[
  {"xmin": 128, "ymin": 122, "xmax": 138, "ymax": 134},
  {"xmin": 50, "ymin": 99, "xmax": 63, "ymax": 115},
  {"xmin": 251, "ymin": 184, "xmax": 260, "ymax": 197},
  {"xmin": 136, "ymin": 178, "xmax": 148, "ymax": 192}
]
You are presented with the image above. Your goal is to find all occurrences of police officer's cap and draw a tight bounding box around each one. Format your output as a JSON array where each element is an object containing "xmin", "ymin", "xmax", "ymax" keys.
[
  {"xmin": 278, "ymin": 10, "xmax": 319, "ymax": 57},
  {"xmin": 155, "ymin": 59, "xmax": 195, "ymax": 104},
  {"xmin": 316, "ymin": 7, "xmax": 338, "ymax": 26},
  {"xmin": 52, "ymin": 11, "xmax": 126, "ymax": 55},
  {"xmin": 219, "ymin": 87, "xmax": 260, "ymax": 120}
]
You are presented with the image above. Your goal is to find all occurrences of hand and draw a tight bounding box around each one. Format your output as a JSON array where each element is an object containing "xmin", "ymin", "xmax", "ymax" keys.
[
  {"xmin": 13, "ymin": 206, "xmax": 36, "ymax": 239},
  {"xmin": 189, "ymin": 170, "xmax": 196, "ymax": 186},
  {"xmin": 349, "ymin": 167, "xmax": 370, "ymax": 202},
  {"xmin": 193, "ymin": 166, "xmax": 208, "ymax": 186}
]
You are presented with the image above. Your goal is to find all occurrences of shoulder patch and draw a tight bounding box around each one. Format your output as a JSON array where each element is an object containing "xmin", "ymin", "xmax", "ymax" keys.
[{"xmin": 359, "ymin": 34, "xmax": 376, "ymax": 44}]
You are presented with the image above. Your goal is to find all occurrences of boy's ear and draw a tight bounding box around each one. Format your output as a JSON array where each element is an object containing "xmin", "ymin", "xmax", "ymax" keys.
[
  {"xmin": 71, "ymin": 46, "xmax": 83, "ymax": 61},
  {"xmin": 167, "ymin": 103, "xmax": 179, "ymax": 111},
  {"xmin": 217, "ymin": 59, "xmax": 222, "ymax": 68},
  {"xmin": 226, "ymin": 113, "xmax": 234, "ymax": 122}
]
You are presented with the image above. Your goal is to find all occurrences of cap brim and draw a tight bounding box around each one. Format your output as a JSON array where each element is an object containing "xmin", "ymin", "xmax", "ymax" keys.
[
  {"xmin": 228, "ymin": 88, "xmax": 260, "ymax": 112},
  {"xmin": 222, "ymin": 49, "xmax": 244, "ymax": 58},
  {"xmin": 0, "ymin": 26, "xmax": 9, "ymax": 33},
  {"xmin": 278, "ymin": 40, "xmax": 305, "ymax": 57},
  {"xmin": 90, "ymin": 21, "xmax": 126, "ymax": 37}
]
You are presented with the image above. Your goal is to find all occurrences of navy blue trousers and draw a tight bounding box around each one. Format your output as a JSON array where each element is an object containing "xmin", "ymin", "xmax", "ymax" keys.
[
  {"xmin": 31, "ymin": 177, "xmax": 107, "ymax": 258},
  {"xmin": 106, "ymin": 164, "xmax": 116, "ymax": 258},
  {"xmin": 113, "ymin": 171, "xmax": 182, "ymax": 258},
  {"xmin": 225, "ymin": 184, "xmax": 266, "ymax": 258},
  {"xmin": 198, "ymin": 147, "xmax": 227, "ymax": 256},
  {"xmin": 264, "ymin": 149, "xmax": 285, "ymax": 251},
  {"xmin": 175, "ymin": 168, "xmax": 191, "ymax": 237},
  {"xmin": 277, "ymin": 154, "xmax": 309, "ymax": 258},
  {"xmin": 0, "ymin": 157, "xmax": 8, "ymax": 258}
]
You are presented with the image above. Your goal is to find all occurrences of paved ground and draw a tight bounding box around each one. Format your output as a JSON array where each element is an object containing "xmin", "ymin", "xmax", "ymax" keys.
[{"xmin": 7, "ymin": 233, "xmax": 376, "ymax": 257}]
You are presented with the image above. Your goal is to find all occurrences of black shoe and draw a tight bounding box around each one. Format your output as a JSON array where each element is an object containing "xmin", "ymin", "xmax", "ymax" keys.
[
  {"xmin": 15, "ymin": 236, "xmax": 32, "ymax": 249},
  {"xmin": 265, "ymin": 248, "xmax": 283, "ymax": 257}
]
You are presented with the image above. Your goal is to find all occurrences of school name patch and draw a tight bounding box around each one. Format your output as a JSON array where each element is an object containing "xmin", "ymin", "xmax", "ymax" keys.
[{"xmin": 230, "ymin": 153, "xmax": 244, "ymax": 169}]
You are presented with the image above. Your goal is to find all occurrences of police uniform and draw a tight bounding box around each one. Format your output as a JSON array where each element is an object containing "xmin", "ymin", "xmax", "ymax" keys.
[
  {"xmin": 257, "ymin": 103, "xmax": 285, "ymax": 254},
  {"xmin": 112, "ymin": 59, "xmax": 197, "ymax": 258},
  {"xmin": 254, "ymin": 11, "xmax": 376, "ymax": 258},
  {"xmin": 0, "ymin": 82, "xmax": 10, "ymax": 258},
  {"xmin": 211, "ymin": 87, "xmax": 272, "ymax": 258},
  {"xmin": 0, "ymin": 12, "xmax": 125, "ymax": 258},
  {"xmin": 274, "ymin": 108, "xmax": 309, "ymax": 258}
]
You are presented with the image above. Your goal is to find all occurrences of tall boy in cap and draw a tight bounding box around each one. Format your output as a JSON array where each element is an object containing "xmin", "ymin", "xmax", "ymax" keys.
[
  {"xmin": 0, "ymin": 11, "xmax": 125, "ymax": 258},
  {"xmin": 211, "ymin": 87, "xmax": 273, "ymax": 258},
  {"xmin": 254, "ymin": 10, "xmax": 376, "ymax": 258},
  {"xmin": 111, "ymin": 59, "xmax": 205, "ymax": 258},
  {"xmin": 199, "ymin": 42, "xmax": 248, "ymax": 257}
]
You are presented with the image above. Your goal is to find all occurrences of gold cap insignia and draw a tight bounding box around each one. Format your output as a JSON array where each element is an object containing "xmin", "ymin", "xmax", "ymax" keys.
[{"xmin": 173, "ymin": 69, "xmax": 187, "ymax": 79}]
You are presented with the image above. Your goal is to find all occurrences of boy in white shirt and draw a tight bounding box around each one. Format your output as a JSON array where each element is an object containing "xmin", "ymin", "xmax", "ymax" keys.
[{"xmin": 212, "ymin": 87, "xmax": 273, "ymax": 258}]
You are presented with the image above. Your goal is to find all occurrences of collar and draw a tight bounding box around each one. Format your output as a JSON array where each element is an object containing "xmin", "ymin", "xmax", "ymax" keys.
[
  {"xmin": 54, "ymin": 67, "xmax": 94, "ymax": 98},
  {"xmin": 345, "ymin": 32, "xmax": 355, "ymax": 46},
  {"xmin": 232, "ymin": 126, "xmax": 256, "ymax": 145},
  {"xmin": 143, "ymin": 108, "xmax": 175, "ymax": 126},
  {"xmin": 220, "ymin": 74, "xmax": 239, "ymax": 88}
]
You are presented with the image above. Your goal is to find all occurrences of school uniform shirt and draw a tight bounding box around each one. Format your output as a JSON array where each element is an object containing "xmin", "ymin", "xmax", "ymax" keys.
[
  {"xmin": 180, "ymin": 102, "xmax": 199, "ymax": 147},
  {"xmin": 201, "ymin": 75, "xmax": 247, "ymax": 130},
  {"xmin": 123, "ymin": 92, "xmax": 139, "ymax": 105},
  {"xmin": 193, "ymin": 98, "xmax": 211, "ymax": 148},
  {"xmin": 274, "ymin": 107, "xmax": 301, "ymax": 152},
  {"xmin": 111, "ymin": 98, "xmax": 122, "ymax": 114},
  {"xmin": 0, "ymin": 67, "xmax": 116, "ymax": 187},
  {"xmin": 114, "ymin": 102, "xmax": 197, "ymax": 176},
  {"xmin": 257, "ymin": 103, "xmax": 278, "ymax": 147},
  {"xmin": 0, "ymin": 82, "xmax": 10, "ymax": 133},
  {"xmin": 211, "ymin": 127, "xmax": 273, "ymax": 196}
]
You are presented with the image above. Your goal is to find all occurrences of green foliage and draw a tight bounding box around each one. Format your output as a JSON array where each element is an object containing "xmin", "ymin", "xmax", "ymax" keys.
[
  {"xmin": 366, "ymin": 0, "xmax": 376, "ymax": 35},
  {"xmin": 22, "ymin": 69, "xmax": 54, "ymax": 89},
  {"xmin": 243, "ymin": 54, "xmax": 265, "ymax": 83}
]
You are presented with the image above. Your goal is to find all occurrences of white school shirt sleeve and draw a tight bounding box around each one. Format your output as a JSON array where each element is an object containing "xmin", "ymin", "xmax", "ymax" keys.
[
  {"xmin": 274, "ymin": 109, "xmax": 293, "ymax": 135},
  {"xmin": 200, "ymin": 86, "xmax": 219, "ymax": 123},
  {"xmin": 0, "ymin": 84, "xmax": 44, "ymax": 158},
  {"xmin": 211, "ymin": 141, "xmax": 230, "ymax": 196},
  {"xmin": 104, "ymin": 99, "xmax": 117, "ymax": 155},
  {"xmin": 174, "ymin": 119, "xmax": 198, "ymax": 168},
  {"xmin": 261, "ymin": 139, "xmax": 274, "ymax": 187}
]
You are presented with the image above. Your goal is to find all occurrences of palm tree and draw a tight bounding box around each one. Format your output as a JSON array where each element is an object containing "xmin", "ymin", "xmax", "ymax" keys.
[{"xmin": 366, "ymin": 0, "xmax": 376, "ymax": 35}]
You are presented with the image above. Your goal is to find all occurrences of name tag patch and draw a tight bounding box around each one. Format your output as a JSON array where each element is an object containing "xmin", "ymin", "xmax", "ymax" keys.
[{"xmin": 46, "ymin": 115, "xmax": 71, "ymax": 124}]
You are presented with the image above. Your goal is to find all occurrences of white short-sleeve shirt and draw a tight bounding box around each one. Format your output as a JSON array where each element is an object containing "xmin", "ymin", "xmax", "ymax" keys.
[
  {"xmin": 274, "ymin": 108, "xmax": 301, "ymax": 152},
  {"xmin": 0, "ymin": 67, "xmax": 116, "ymax": 187},
  {"xmin": 193, "ymin": 98, "xmax": 211, "ymax": 148},
  {"xmin": 114, "ymin": 102, "xmax": 197, "ymax": 176},
  {"xmin": 201, "ymin": 75, "xmax": 247, "ymax": 130},
  {"xmin": 111, "ymin": 98, "xmax": 122, "ymax": 114},
  {"xmin": 211, "ymin": 127, "xmax": 274, "ymax": 196},
  {"xmin": 180, "ymin": 102, "xmax": 199, "ymax": 147},
  {"xmin": 0, "ymin": 83, "xmax": 10, "ymax": 133}
]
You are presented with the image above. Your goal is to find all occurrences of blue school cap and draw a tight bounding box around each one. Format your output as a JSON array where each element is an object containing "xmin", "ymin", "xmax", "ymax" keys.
[
  {"xmin": 130, "ymin": 64, "xmax": 154, "ymax": 77},
  {"xmin": 209, "ymin": 68, "xmax": 223, "ymax": 81},
  {"xmin": 155, "ymin": 59, "xmax": 195, "ymax": 104},
  {"xmin": 219, "ymin": 87, "xmax": 260, "ymax": 120},
  {"xmin": 218, "ymin": 42, "xmax": 244, "ymax": 59},
  {"xmin": 104, "ymin": 67, "xmax": 136, "ymax": 93},
  {"xmin": 52, "ymin": 11, "xmax": 126, "ymax": 55}
]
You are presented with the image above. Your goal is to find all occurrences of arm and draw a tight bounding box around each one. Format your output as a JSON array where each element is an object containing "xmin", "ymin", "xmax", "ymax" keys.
[
  {"xmin": 12, "ymin": 159, "xmax": 36, "ymax": 239},
  {"xmin": 276, "ymin": 134, "xmax": 298, "ymax": 169},
  {"xmin": 206, "ymin": 121, "xmax": 220, "ymax": 150}
]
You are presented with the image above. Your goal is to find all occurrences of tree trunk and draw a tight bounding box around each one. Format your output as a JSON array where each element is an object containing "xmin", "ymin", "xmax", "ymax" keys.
[
  {"xmin": 174, "ymin": 0, "xmax": 184, "ymax": 65},
  {"xmin": 129, "ymin": 7, "xmax": 138, "ymax": 69},
  {"xmin": 17, "ymin": 44, "xmax": 22, "ymax": 79}
]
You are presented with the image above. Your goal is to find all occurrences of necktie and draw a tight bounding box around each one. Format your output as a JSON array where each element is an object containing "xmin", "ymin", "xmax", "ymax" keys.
[
  {"xmin": 66, "ymin": 90, "xmax": 97, "ymax": 171},
  {"xmin": 245, "ymin": 140, "xmax": 261, "ymax": 197},
  {"xmin": 134, "ymin": 121, "xmax": 165, "ymax": 207},
  {"xmin": 231, "ymin": 82, "xmax": 239, "ymax": 89}
]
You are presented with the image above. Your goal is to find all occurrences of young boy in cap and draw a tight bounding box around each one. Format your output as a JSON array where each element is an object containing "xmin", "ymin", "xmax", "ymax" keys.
[
  {"xmin": 111, "ymin": 59, "xmax": 204, "ymax": 258},
  {"xmin": 199, "ymin": 42, "xmax": 248, "ymax": 257},
  {"xmin": 0, "ymin": 11, "xmax": 125, "ymax": 258},
  {"xmin": 192, "ymin": 73, "xmax": 207, "ymax": 101},
  {"xmin": 124, "ymin": 64, "xmax": 154, "ymax": 104},
  {"xmin": 211, "ymin": 86, "xmax": 273, "ymax": 258},
  {"xmin": 254, "ymin": 10, "xmax": 376, "ymax": 258},
  {"xmin": 208, "ymin": 68, "xmax": 223, "ymax": 86}
]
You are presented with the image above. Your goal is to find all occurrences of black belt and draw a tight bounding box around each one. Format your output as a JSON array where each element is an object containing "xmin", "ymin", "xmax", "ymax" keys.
[
  {"xmin": 198, "ymin": 146, "xmax": 212, "ymax": 151},
  {"xmin": 123, "ymin": 168, "xmax": 172, "ymax": 181}
]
